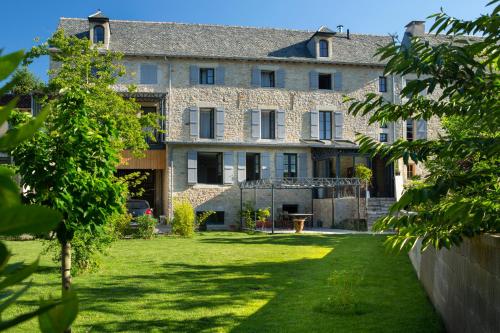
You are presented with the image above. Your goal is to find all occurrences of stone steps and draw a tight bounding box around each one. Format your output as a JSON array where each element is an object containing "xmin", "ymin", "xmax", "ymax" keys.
[{"xmin": 366, "ymin": 198, "xmax": 396, "ymax": 230}]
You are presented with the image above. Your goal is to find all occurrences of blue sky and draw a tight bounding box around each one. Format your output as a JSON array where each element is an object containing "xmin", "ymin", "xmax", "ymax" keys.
[{"xmin": 1, "ymin": 0, "xmax": 492, "ymax": 81}]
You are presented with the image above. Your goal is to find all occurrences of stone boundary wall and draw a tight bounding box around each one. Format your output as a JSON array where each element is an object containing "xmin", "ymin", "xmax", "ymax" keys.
[{"xmin": 409, "ymin": 234, "xmax": 500, "ymax": 333}]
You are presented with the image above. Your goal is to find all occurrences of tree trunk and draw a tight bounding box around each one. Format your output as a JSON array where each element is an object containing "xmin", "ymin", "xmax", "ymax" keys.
[{"xmin": 61, "ymin": 240, "xmax": 72, "ymax": 333}]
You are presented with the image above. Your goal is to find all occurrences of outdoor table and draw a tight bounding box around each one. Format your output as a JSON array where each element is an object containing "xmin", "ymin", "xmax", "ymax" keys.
[{"xmin": 287, "ymin": 213, "xmax": 313, "ymax": 233}]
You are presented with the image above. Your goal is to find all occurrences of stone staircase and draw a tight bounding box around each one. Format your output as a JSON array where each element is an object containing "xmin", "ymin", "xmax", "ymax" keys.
[{"xmin": 366, "ymin": 198, "xmax": 396, "ymax": 230}]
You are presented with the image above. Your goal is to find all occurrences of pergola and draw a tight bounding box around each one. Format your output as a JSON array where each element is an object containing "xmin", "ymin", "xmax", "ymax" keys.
[{"xmin": 238, "ymin": 177, "xmax": 363, "ymax": 234}]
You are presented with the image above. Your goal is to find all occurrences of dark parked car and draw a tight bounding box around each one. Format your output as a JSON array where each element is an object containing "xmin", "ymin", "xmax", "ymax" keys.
[{"xmin": 126, "ymin": 199, "xmax": 153, "ymax": 219}]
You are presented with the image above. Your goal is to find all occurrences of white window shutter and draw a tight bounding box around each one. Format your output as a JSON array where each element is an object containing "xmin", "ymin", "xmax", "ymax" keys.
[
  {"xmin": 334, "ymin": 112, "xmax": 344, "ymax": 140},
  {"xmin": 237, "ymin": 152, "xmax": 246, "ymax": 183},
  {"xmin": 276, "ymin": 109, "xmax": 286, "ymax": 140},
  {"xmin": 223, "ymin": 152, "xmax": 234, "ymax": 184},
  {"xmin": 334, "ymin": 72, "xmax": 343, "ymax": 91},
  {"xmin": 189, "ymin": 65, "xmax": 199, "ymax": 85},
  {"xmin": 187, "ymin": 151, "xmax": 198, "ymax": 184},
  {"xmin": 261, "ymin": 153, "xmax": 270, "ymax": 179},
  {"xmin": 310, "ymin": 110, "xmax": 319, "ymax": 139},
  {"xmin": 215, "ymin": 107, "xmax": 224, "ymax": 139},
  {"xmin": 416, "ymin": 120, "xmax": 427, "ymax": 139},
  {"xmin": 299, "ymin": 153, "xmax": 308, "ymax": 178},
  {"xmin": 275, "ymin": 153, "xmax": 284, "ymax": 179},
  {"xmin": 251, "ymin": 67, "xmax": 261, "ymax": 87},
  {"xmin": 215, "ymin": 66, "xmax": 225, "ymax": 85},
  {"xmin": 189, "ymin": 106, "xmax": 199, "ymax": 138},
  {"xmin": 276, "ymin": 68, "xmax": 286, "ymax": 88},
  {"xmin": 251, "ymin": 109, "xmax": 261, "ymax": 139},
  {"xmin": 309, "ymin": 70, "xmax": 319, "ymax": 90}
]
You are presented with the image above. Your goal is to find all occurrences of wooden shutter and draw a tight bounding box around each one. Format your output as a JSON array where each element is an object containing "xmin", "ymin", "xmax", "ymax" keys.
[
  {"xmin": 333, "ymin": 72, "xmax": 343, "ymax": 91},
  {"xmin": 276, "ymin": 68, "xmax": 286, "ymax": 88},
  {"xmin": 275, "ymin": 153, "xmax": 284, "ymax": 179},
  {"xmin": 251, "ymin": 109, "xmax": 261, "ymax": 139},
  {"xmin": 310, "ymin": 109, "xmax": 319, "ymax": 139},
  {"xmin": 276, "ymin": 109, "xmax": 285, "ymax": 140},
  {"xmin": 334, "ymin": 112, "xmax": 344, "ymax": 140},
  {"xmin": 237, "ymin": 152, "xmax": 246, "ymax": 183},
  {"xmin": 223, "ymin": 152, "xmax": 234, "ymax": 185},
  {"xmin": 187, "ymin": 151, "xmax": 197, "ymax": 184},
  {"xmin": 416, "ymin": 120, "xmax": 427, "ymax": 139},
  {"xmin": 215, "ymin": 66, "xmax": 225, "ymax": 85},
  {"xmin": 215, "ymin": 107, "xmax": 224, "ymax": 139},
  {"xmin": 140, "ymin": 64, "xmax": 158, "ymax": 84},
  {"xmin": 189, "ymin": 106, "xmax": 199, "ymax": 138},
  {"xmin": 299, "ymin": 153, "xmax": 308, "ymax": 178},
  {"xmin": 261, "ymin": 153, "xmax": 270, "ymax": 179},
  {"xmin": 189, "ymin": 65, "xmax": 199, "ymax": 85},
  {"xmin": 251, "ymin": 66, "xmax": 261, "ymax": 87},
  {"xmin": 309, "ymin": 70, "xmax": 319, "ymax": 90}
]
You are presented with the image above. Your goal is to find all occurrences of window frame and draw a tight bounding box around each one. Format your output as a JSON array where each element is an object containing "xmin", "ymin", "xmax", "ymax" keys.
[
  {"xmin": 260, "ymin": 70, "xmax": 275, "ymax": 88},
  {"xmin": 197, "ymin": 152, "xmax": 223, "ymax": 185},
  {"xmin": 199, "ymin": 68, "xmax": 215, "ymax": 85},
  {"xmin": 246, "ymin": 153, "xmax": 261, "ymax": 181},
  {"xmin": 379, "ymin": 133, "xmax": 388, "ymax": 142},
  {"xmin": 283, "ymin": 153, "xmax": 298, "ymax": 178},
  {"xmin": 318, "ymin": 73, "xmax": 332, "ymax": 90},
  {"xmin": 199, "ymin": 108, "xmax": 215, "ymax": 139},
  {"xmin": 319, "ymin": 111, "xmax": 332, "ymax": 140},
  {"xmin": 406, "ymin": 119, "xmax": 414, "ymax": 141},
  {"xmin": 319, "ymin": 39, "xmax": 329, "ymax": 57},
  {"xmin": 93, "ymin": 25, "xmax": 105, "ymax": 44},
  {"xmin": 260, "ymin": 110, "xmax": 276, "ymax": 139},
  {"xmin": 379, "ymin": 76, "xmax": 387, "ymax": 92}
]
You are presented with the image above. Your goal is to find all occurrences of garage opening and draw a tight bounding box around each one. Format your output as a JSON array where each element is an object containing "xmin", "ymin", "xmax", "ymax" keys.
[{"xmin": 117, "ymin": 169, "xmax": 163, "ymax": 217}]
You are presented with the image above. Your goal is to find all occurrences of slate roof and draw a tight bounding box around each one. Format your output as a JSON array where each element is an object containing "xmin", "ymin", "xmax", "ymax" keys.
[{"xmin": 58, "ymin": 18, "xmax": 394, "ymax": 66}]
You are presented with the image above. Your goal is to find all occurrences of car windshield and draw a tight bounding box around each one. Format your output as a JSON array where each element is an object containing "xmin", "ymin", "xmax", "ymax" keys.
[{"xmin": 127, "ymin": 201, "xmax": 149, "ymax": 209}]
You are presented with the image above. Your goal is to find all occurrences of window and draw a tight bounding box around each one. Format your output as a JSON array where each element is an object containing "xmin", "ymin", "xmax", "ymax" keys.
[
  {"xmin": 199, "ymin": 108, "xmax": 214, "ymax": 139},
  {"xmin": 197, "ymin": 152, "xmax": 223, "ymax": 184},
  {"xmin": 407, "ymin": 164, "xmax": 416, "ymax": 179},
  {"xmin": 261, "ymin": 71, "xmax": 275, "ymax": 88},
  {"xmin": 318, "ymin": 73, "xmax": 332, "ymax": 90},
  {"xmin": 246, "ymin": 153, "xmax": 261, "ymax": 181},
  {"xmin": 380, "ymin": 133, "xmax": 388, "ymax": 142},
  {"xmin": 93, "ymin": 25, "xmax": 105, "ymax": 44},
  {"xmin": 406, "ymin": 119, "xmax": 414, "ymax": 141},
  {"xmin": 141, "ymin": 106, "xmax": 160, "ymax": 144},
  {"xmin": 319, "ymin": 111, "xmax": 332, "ymax": 140},
  {"xmin": 379, "ymin": 76, "xmax": 387, "ymax": 92},
  {"xmin": 283, "ymin": 153, "xmax": 297, "ymax": 178},
  {"xmin": 261, "ymin": 110, "xmax": 275, "ymax": 139},
  {"xmin": 140, "ymin": 64, "xmax": 158, "ymax": 84},
  {"xmin": 200, "ymin": 68, "xmax": 215, "ymax": 85},
  {"xmin": 319, "ymin": 40, "xmax": 329, "ymax": 57}
]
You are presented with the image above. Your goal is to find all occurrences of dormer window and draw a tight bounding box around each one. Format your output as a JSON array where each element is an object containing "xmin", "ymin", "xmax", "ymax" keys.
[
  {"xmin": 319, "ymin": 40, "xmax": 329, "ymax": 57},
  {"xmin": 93, "ymin": 25, "xmax": 105, "ymax": 44}
]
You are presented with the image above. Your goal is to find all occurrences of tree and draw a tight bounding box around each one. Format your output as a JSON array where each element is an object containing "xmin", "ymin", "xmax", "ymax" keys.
[
  {"xmin": 9, "ymin": 66, "xmax": 44, "ymax": 95},
  {"xmin": 11, "ymin": 30, "xmax": 159, "ymax": 301},
  {"xmin": 347, "ymin": 1, "xmax": 500, "ymax": 251},
  {"xmin": 0, "ymin": 50, "xmax": 77, "ymax": 332}
]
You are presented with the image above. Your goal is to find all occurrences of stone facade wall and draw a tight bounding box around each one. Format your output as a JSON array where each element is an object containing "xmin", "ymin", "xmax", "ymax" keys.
[{"xmin": 409, "ymin": 234, "xmax": 500, "ymax": 333}]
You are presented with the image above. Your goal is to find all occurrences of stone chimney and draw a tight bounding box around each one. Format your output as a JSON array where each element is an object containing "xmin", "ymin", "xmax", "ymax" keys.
[{"xmin": 405, "ymin": 20, "xmax": 425, "ymax": 36}]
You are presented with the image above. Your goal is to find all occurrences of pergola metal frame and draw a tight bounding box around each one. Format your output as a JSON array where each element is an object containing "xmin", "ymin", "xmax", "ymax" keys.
[{"xmin": 239, "ymin": 177, "xmax": 363, "ymax": 234}]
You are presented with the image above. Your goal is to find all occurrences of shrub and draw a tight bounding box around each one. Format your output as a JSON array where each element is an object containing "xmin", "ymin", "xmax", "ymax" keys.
[
  {"xmin": 109, "ymin": 211, "xmax": 133, "ymax": 238},
  {"xmin": 172, "ymin": 199, "xmax": 196, "ymax": 237},
  {"xmin": 355, "ymin": 164, "xmax": 372, "ymax": 185},
  {"xmin": 239, "ymin": 202, "xmax": 256, "ymax": 230},
  {"xmin": 136, "ymin": 215, "xmax": 157, "ymax": 239},
  {"xmin": 196, "ymin": 210, "xmax": 215, "ymax": 231},
  {"xmin": 257, "ymin": 207, "xmax": 271, "ymax": 222}
]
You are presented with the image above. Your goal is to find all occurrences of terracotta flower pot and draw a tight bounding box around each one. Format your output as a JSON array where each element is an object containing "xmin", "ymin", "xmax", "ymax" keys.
[{"xmin": 293, "ymin": 219, "xmax": 306, "ymax": 233}]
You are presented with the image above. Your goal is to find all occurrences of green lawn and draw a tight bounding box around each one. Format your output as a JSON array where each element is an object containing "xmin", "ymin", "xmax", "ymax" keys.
[{"xmin": 5, "ymin": 233, "xmax": 442, "ymax": 332}]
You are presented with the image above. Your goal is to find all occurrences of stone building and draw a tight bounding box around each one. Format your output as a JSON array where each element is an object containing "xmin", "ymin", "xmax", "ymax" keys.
[{"xmin": 57, "ymin": 12, "xmax": 441, "ymax": 229}]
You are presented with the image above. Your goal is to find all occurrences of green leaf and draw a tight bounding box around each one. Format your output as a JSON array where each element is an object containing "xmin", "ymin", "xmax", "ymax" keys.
[
  {"xmin": 39, "ymin": 289, "xmax": 78, "ymax": 333},
  {"xmin": 0, "ymin": 301, "xmax": 58, "ymax": 331},
  {"xmin": 0, "ymin": 259, "xmax": 38, "ymax": 291},
  {"xmin": 0, "ymin": 104, "xmax": 50, "ymax": 151},
  {"xmin": 0, "ymin": 98, "xmax": 17, "ymax": 126},
  {"xmin": 0, "ymin": 242, "xmax": 10, "ymax": 272},
  {"xmin": 0, "ymin": 50, "xmax": 24, "ymax": 82},
  {"xmin": 0, "ymin": 168, "xmax": 21, "ymax": 207},
  {"xmin": 0, "ymin": 205, "xmax": 61, "ymax": 236}
]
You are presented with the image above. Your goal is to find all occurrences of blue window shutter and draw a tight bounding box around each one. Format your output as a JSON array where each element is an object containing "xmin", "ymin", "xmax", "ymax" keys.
[
  {"xmin": 189, "ymin": 106, "xmax": 199, "ymax": 138},
  {"xmin": 276, "ymin": 109, "xmax": 285, "ymax": 140},
  {"xmin": 261, "ymin": 153, "xmax": 270, "ymax": 179},
  {"xmin": 189, "ymin": 65, "xmax": 199, "ymax": 85},
  {"xmin": 275, "ymin": 153, "xmax": 284, "ymax": 179},
  {"xmin": 251, "ymin": 109, "xmax": 261, "ymax": 139},
  {"xmin": 334, "ymin": 72, "xmax": 343, "ymax": 91},
  {"xmin": 310, "ymin": 110, "xmax": 319, "ymax": 139},
  {"xmin": 215, "ymin": 107, "xmax": 224, "ymax": 139},
  {"xmin": 187, "ymin": 151, "xmax": 198, "ymax": 184},
  {"xmin": 251, "ymin": 66, "xmax": 261, "ymax": 87},
  {"xmin": 223, "ymin": 152, "xmax": 234, "ymax": 184},
  {"xmin": 309, "ymin": 70, "xmax": 319, "ymax": 90},
  {"xmin": 140, "ymin": 64, "xmax": 158, "ymax": 84},
  {"xmin": 299, "ymin": 153, "xmax": 308, "ymax": 178},
  {"xmin": 276, "ymin": 68, "xmax": 286, "ymax": 88},
  {"xmin": 334, "ymin": 112, "xmax": 344, "ymax": 139},
  {"xmin": 237, "ymin": 152, "xmax": 246, "ymax": 183},
  {"xmin": 216, "ymin": 66, "xmax": 225, "ymax": 85},
  {"xmin": 416, "ymin": 120, "xmax": 427, "ymax": 139}
]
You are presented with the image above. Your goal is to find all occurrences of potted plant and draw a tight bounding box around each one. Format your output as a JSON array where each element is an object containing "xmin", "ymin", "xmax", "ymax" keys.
[
  {"xmin": 355, "ymin": 164, "xmax": 373, "ymax": 197},
  {"xmin": 256, "ymin": 208, "xmax": 271, "ymax": 229}
]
